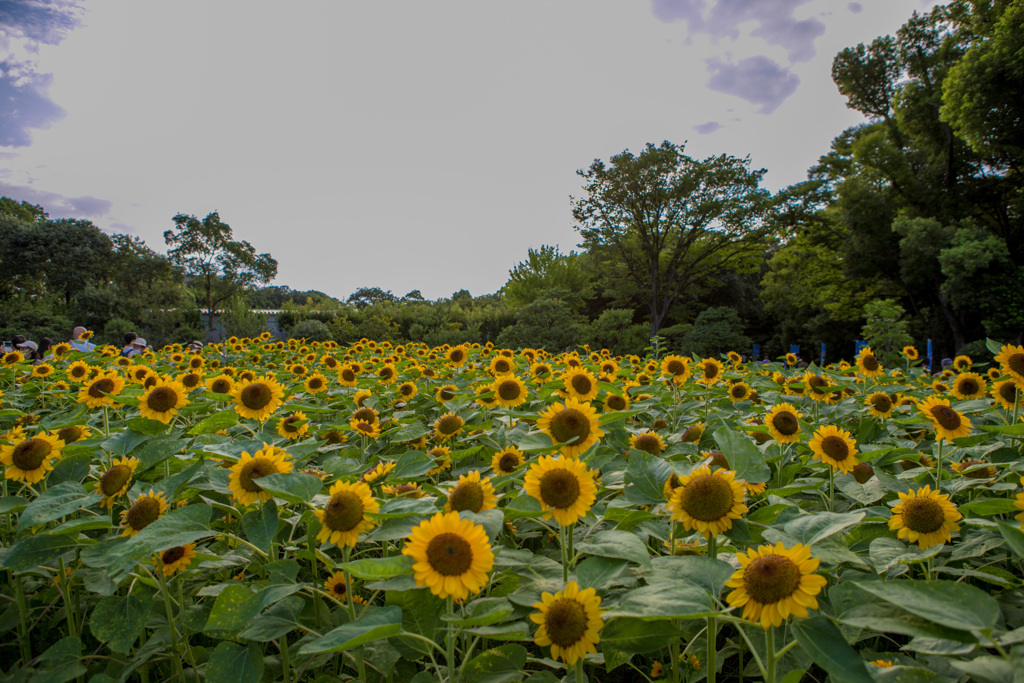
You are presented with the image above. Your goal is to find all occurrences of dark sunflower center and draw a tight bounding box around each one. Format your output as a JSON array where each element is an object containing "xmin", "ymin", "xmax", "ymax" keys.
[
  {"xmin": 100, "ymin": 464, "xmax": 132, "ymax": 495},
  {"xmin": 450, "ymin": 351, "xmax": 465, "ymax": 363},
  {"xmin": 240, "ymin": 383, "xmax": 273, "ymax": 410},
  {"xmin": 571, "ymin": 375, "xmax": 593, "ymax": 395},
  {"xmin": 88, "ymin": 378, "xmax": 115, "ymax": 398},
  {"xmin": 281, "ymin": 415, "xmax": 303, "ymax": 432},
  {"xmin": 708, "ymin": 452, "xmax": 730, "ymax": 470},
  {"xmin": 400, "ymin": 384, "xmax": 415, "ymax": 396},
  {"xmin": 161, "ymin": 546, "xmax": 186, "ymax": 564},
  {"xmin": 821, "ymin": 436, "xmax": 850, "ymax": 461},
  {"xmin": 678, "ymin": 474, "xmax": 735, "ymax": 522},
  {"xmin": 731, "ymin": 385, "xmax": 748, "ymax": 399},
  {"xmin": 494, "ymin": 360, "xmax": 512, "ymax": 373},
  {"xmin": 665, "ymin": 360, "xmax": 686, "ymax": 375},
  {"xmin": 871, "ymin": 395, "xmax": 892, "ymax": 412},
  {"xmin": 58, "ymin": 426, "xmax": 84, "ymax": 443},
  {"xmin": 308, "ymin": 377, "xmax": 324, "ymax": 389},
  {"xmin": 703, "ymin": 363, "xmax": 719, "ymax": 380},
  {"xmin": 957, "ymin": 379, "xmax": 979, "ymax": 395},
  {"xmin": 439, "ymin": 388, "xmax": 456, "ymax": 401},
  {"xmin": 497, "ymin": 380, "xmax": 522, "ymax": 401},
  {"xmin": 70, "ymin": 366, "xmax": 86, "ymax": 378},
  {"xmin": 211, "ymin": 378, "xmax": 232, "ymax": 394},
  {"xmin": 548, "ymin": 409, "xmax": 591, "ymax": 444},
  {"xmin": 134, "ymin": 369, "xmax": 149, "ymax": 380},
  {"xmin": 606, "ymin": 395, "xmax": 627, "ymax": 410},
  {"xmin": 807, "ymin": 376, "xmax": 826, "ymax": 394},
  {"xmin": 323, "ymin": 491, "xmax": 365, "ymax": 532},
  {"xmin": 497, "ymin": 453, "xmax": 519, "ymax": 472},
  {"xmin": 12, "ymin": 438, "xmax": 52, "ymax": 470},
  {"xmin": 743, "ymin": 555, "xmax": 801, "ymax": 605},
  {"xmin": 437, "ymin": 416, "xmax": 463, "ymax": 435},
  {"xmin": 902, "ymin": 498, "xmax": 945, "ymax": 534},
  {"xmin": 353, "ymin": 408, "xmax": 377, "ymax": 423},
  {"xmin": 184, "ymin": 374, "xmax": 202, "ymax": 388},
  {"xmin": 239, "ymin": 457, "xmax": 276, "ymax": 492},
  {"xmin": 1007, "ymin": 353, "xmax": 1024, "ymax": 376},
  {"xmin": 682, "ymin": 425, "xmax": 703, "ymax": 443},
  {"xmin": 448, "ymin": 482, "xmax": 484, "ymax": 513},
  {"xmin": 330, "ymin": 580, "xmax": 347, "ymax": 597},
  {"xmin": 852, "ymin": 463, "xmax": 874, "ymax": 484},
  {"xmin": 324, "ymin": 430, "xmax": 345, "ymax": 444},
  {"xmin": 771, "ymin": 411, "xmax": 799, "ymax": 436},
  {"xmin": 633, "ymin": 434, "xmax": 662, "ymax": 455},
  {"xmin": 534, "ymin": 365, "xmax": 551, "ymax": 377},
  {"xmin": 929, "ymin": 405, "xmax": 962, "ymax": 430},
  {"xmin": 544, "ymin": 598, "xmax": 588, "ymax": 648},
  {"xmin": 539, "ymin": 469, "xmax": 581, "ymax": 509},
  {"xmin": 378, "ymin": 367, "xmax": 394, "ymax": 380},
  {"xmin": 998, "ymin": 382, "xmax": 1018, "ymax": 404},
  {"xmin": 143, "ymin": 376, "xmax": 157, "ymax": 389},
  {"xmin": 862, "ymin": 355, "xmax": 879, "ymax": 372},
  {"xmin": 341, "ymin": 369, "xmax": 356, "ymax": 382},
  {"xmin": 355, "ymin": 421, "xmax": 375, "ymax": 433},
  {"xmin": 147, "ymin": 387, "xmax": 179, "ymax": 413},
  {"xmin": 425, "ymin": 532, "xmax": 473, "ymax": 576},
  {"xmin": 126, "ymin": 497, "xmax": 161, "ymax": 530}
]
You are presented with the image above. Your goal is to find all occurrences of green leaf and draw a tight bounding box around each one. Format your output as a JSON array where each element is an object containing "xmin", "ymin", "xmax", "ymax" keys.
[
  {"xmin": 255, "ymin": 472, "xmax": 323, "ymax": 504},
  {"xmin": 644, "ymin": 555, "xmax": 735, "ymax": 595},
  {"xmin": 577, "ymin": 530, "xmax": 652, "ymax": 568},
  {"xmin": 986, "ymin": 338, "xmax": 1005, "ymax": 355},
  {"xmin": 576, "ymin": 556, "xmax": 628, "ymax": 590},
  {"xmin": 390, "ymin": 422, "xmax": 429, "ymax": 443},
  {"xmin": 502, "ymin": 494, "xmax": 544, "ymax": 521},
  {"xmin": 125, "ymin": 417, "xmax": 170, "ymax": 436},
  {"xmin": 783, "ymin": 511, "xmax": 866, "ymax": 545},
  {"xmin": 89, "ymin": 590, "xmax": 151, "ymax": 653},
  {"xmin": 387, "ymin": 588, "xmax": 440, "ymax": 656},
  {"xmin": 600, "ymin": 617, "xmax": 685, "ymax": 654},
  {"xmin": 995, "ymin": 521, "xmax": 1024, "ymax": 558},
  {"xmin": 869, "ymin": 538, "xmax": 942, "ymax": 577},
  {"xmin": 959, "ymin": 499, "xmax": 1021, "ymax": 516},
  {"xmin": 205, "ymin": 584, "xmax": 303, "ymax": 635},
  {"xmin": 463, "ymin": 644, "xmax": 528, "ymax": 683},
  {"xmin": 461, "ymin": 509, "xmax": 503, "ymax": 540},
  {"xmin": 135, "ymin": 437, "xmax": 185, "ymax": 470},
  {"xmin": 17, "ymin": 482, "xmax": 100, "ymax": 532},
  {"xmin": 2, "ymin": 534, "xmax": 78, "ymax": 571},
  {"xmin": 206, "ymin": 642, "xmax": 264, "ymax": 683},
  {"xmin": 299, "ymin": 606, "xmax": 403, "ymax": 654},
  {"xmin": 608, "ymin": 583, "xmax": 713, "ymax": 619},
  {"xmin": 511, "ymin": 430, "xmax": 556, "ymax": 452},
  {"xmin": 341, "ymin": 554, "xmax": 415, "ymax": 580},
  {"xmin": 443, "ymin": 598, "xmax": 516, "ymax": 627},
  {"xmin": 241, "ymin": 499, "xmax": 278, "ymax": 554},
  {"xmin": 189, "ymin": 409, "xmax": 240, "ymax": 435},
  {"xmin": 389, "ymin": 449, "xmax": 436, "ymax": 480},
  {"xmin": 102, "ymin": 429, "xmax": 151, "ymax": 457},
  {"xmin": 712, "ymin": 425, "xmax": 770, "ymax": 483},
  {"xmin": 48, "ymin": 452, "xmax": 91, "ymax": 485},
  {"xmin": 791, "ymin": 617, "xmax": 875, "ymax": 683},
  {"xmin": 853, "ymin": 579, "xmax": 999, "ymax": 632},
  {"xmin": 622, "ymin": 450, "xmax": 671, "ymax": 505},
  {"xmin": 236, "ymin": 596, "xmax": 305, "ymax": 642}
]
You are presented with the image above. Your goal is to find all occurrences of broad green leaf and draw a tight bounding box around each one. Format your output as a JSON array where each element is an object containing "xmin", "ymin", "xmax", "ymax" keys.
[
  {"xmin": 390, "ymin": 449, "xmax": 436, "ymax": 480},
  {"xmin": 995, "ymin": 521, "xmax": 1024, "ymax": 558},
  {"xmin": 791, "ymin": 617, "xmax": 875, "ymax": 683},
  {"xmin": 869, "ymin": 538, "xmax": 942, "ymax": 577},
  {"xmin": 600, "ymin": 617, "xmax": 684, "ymax": 654},
  {"xmin": 48, "ymin": 452, "xmax": 91, "ymax": 484},
  {"xmin": 18, "ymin": 482, "xmax": 100, "ymax": 532},
  {"xmin": 189, "ymin": 409, "xmax": 240, "ymax": 435},
  {"xmin": 2, "ymin": 534, "xmax": 78, "ymax": 571},
  {"xmin": 206, "ymin": 642, "xmax": 264, "ymax": 683},
  {"xmin": 387, "ymin": 588, "xmax": 441, "ymax": 656},
  {"xmin": 299, "ymin": 606, "xmax": 403, "ymax": 654},
  {"xmin": 390, "ymin": 422, "xmax": 429, "ymax": 443},
  {"xmin": 460, "ymin": 509, "xmax": 503, "ymax": 540},
  {"xmin": 577, "ymin": 530, "xmax": 652, "ymax": 568},
  {"xmin": 205, "ymin": 583, "xmax": 303, "ymax": 634},
  {"xmin": 102, "ymin": 429, "xmax": 151, "ymax": 457},
  {"xmin": 853, "ymin": 579, "xmax": 999, "ymax": 632},
  {"xmin": 89, "ymin": 591, "xmax": 151, "ymax": 653},
  {"xmin": 125, "ymin": 417, "xmax": 169, "ymax": 436},
  {"xmin": 135, "ymin": 437, "xmax": 186, "ymax": 470},
  {"xmin": 712, "ymin": 425, "xmax": 771, "ymax": 483},
  {"xmin": 443, "ymin": 598, "xmax": 516, "ymax": 627},
  {"xmin": 958, "ymin": 499, "xmax": 1020, "ymax": 516},
  {"xmin": 575, "ymin": 556, "xmax": 628, "ymax": 590},
  {"xmin": 622, "ymin": 450, "xmax": 671, "ymax": 505},
  {"xmin": 463, "ymin": 644, "xmax": 528, "ymax": 683},
  {"xmin": 511, "ymin": 430, "xmax": 556, "ymax": 452},
  {"xmin": 242, "ymin": 499, "xmax": 278, "ymax": 554},
  {"xmin": 255, "ymin": 472, "xmax": 323, "ymax": 504},
  {"xmin": 341, "ymin": 554, "xmax": 415, "ymax": 579},
  {"xmin": 608, "ymin": 583, "xmax": 713, "ymax": 619},
  {"xmin": 644, "ymin": 555, "xmax": 734, "ymax": 595},
  {"xmin": 502, "ymin": 494, "xmax": 544, "ymax": 520},
  {"xmin": 236, "ymin": 596, "xmax": 305, "ymax": 642}
]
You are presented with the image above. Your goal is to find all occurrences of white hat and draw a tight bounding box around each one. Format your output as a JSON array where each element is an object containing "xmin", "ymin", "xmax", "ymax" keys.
[
  {"xmin": 132, "ymin": 337, "xmax": 147, "ymax": 347},
  {"xmin": 17, "ymin": 341, "xmax": 37, "ymax": 352}
]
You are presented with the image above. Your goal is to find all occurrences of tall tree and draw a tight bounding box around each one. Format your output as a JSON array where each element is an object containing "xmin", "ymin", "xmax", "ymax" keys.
[
  {"xmin": 572, "ymin": 141, "xmax": 773, "ymax": 336},
  {"xmin": 501, "ymin": 245, "xmax": 593, "ymax": 310},
  {"xmin": 164, "ymin": 212, "xmax": 277, "ymax": 329}
]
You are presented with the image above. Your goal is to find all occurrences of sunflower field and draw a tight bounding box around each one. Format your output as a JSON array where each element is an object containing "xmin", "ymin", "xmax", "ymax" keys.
[{"xmin": 2, "ymin": 337, "xmax": 1024, "ymax": 683}]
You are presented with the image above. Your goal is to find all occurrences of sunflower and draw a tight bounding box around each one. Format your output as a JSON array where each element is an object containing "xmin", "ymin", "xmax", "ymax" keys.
[
  {"xmin": 444, "ymin": 471, "xmax": 497, "ymax": 514},
  {"xmin": 931, "ymin": 380, "xmax": 950, "ymax": 394},
  {"xmin": 155, "ymin": 543, "xmax": 197, "ymax": 576},
  {"xmin": 725, "ymin": 543, "xmax": 827, "ymax": 629},
  {"xmin": 808, "ymin": 425, "xmax": 859, "ymax": 474},
  {"xmin": 353, "ymin": 390, "xmax": 372, "ymax": 407},
  {"xmin": 489, "ymin": 355, "xmax": 516, "ymax": 376},
  {"xmin": 680, "ymin": 422, "xmax": 705, "ymax": 444},
  {"xmin": 491, "ymin": 446, "xmax": 524, "ymax": 474},
  {"xmin": 77, "ymin": 372, "xmax": 126, "ymax": 409},
  {"xmin": 603, "ymin": 391, "xmax": 631, "ymax": 412},
  {"xmin": 435, "ymin": 384, "xmax": 458, "ymax": 403},
  {"xmin": 138, "ymin": 378, "xmax": 189, "ymax": 424},
  {"xmin": 120, "ymin": 491, "xmax": 170, "ymax": 537},
  {"xmin": 629, "ymin": 431, "xmax": 666, "ymax": 456},
  {"xmin": 95, "ymin": 456, "xmax": 140, "ymax": 508},
  {"xmin": 953, "ymin": 355, "xmax": 972, "ymax": 371},
  {"xmin": 277, "ymin": 411, "xmax": 310, "ymax": 440},
  {"xmin": 323, "ymin": 571, "xmax": 366, "ymax": 604},
  {"xmin": 667, "ymin": 465, "xmax": 747, "ymax": 538},
  {"xmin": 375, "ymin": 363, "xmax": 397, "ymax": 385},
  {"xmin": 561, "ymin": 367, "xmax": 600, "ymax": 402},
  {"xmin": 491, "ymin": 375, "xmax": 529, "ymax": 408},
  {"xmin": 536, "ymin": 398, "xmax": 604, "ymax": 458},
  {"xmin": 228, "ymin": 445, "xmax": 293, "ymax": 506},
  {"xmin": 51, "ymin": 342, "xmax": 71, "ymax": 358},
  {"xmin": 54, "ymin": 424, "xmax": 91, "ymax": 444},
  {"xmin": 992, "ymin": 380, "xmax": 1021, "ymax": 410},
  {"xmin": 785, "ymin": 352, "xmax": 798, "ymax": 366},
  {"xmin": 445, "ymin": 345, "xmax": 469, "ymax": 367},
  {"xmin": 765, "ymin": 403, "xmax": 803, "ymax": 444},
  {"xmin": 950, "ymin": 459, "xmax": 996, "ymax": 480},
  {"xmin": 361, "ymin": 460, "xmax": 396, "ymax": 484},
  {"xmin": 888, "ymin": 485, "xmax": 961, "ymax": 549},
  {"xmin": 864, "ymin": 392, "xmax": 894, "ymax": 418},
  {"xmin": 919, "ymin": 396, "xmax": 972, "ymax": 443},
  {"xmin": 903, "ymin": 346, "xmax": 919, "ymax": 361},
  {"xmin": 1, "ymin": 432, "xmax": 64, "ymax": 484},
  {"xmin": 531, "ymin": 580, "xmax": 604, "ymax": 666},
  {"xmin": 178, "ymin": 371, "xmax": 205, "ymax": 391},
  {"xmin": 337, "ymin": 366, "xmax": 359, "ymax": 386},
  {"xmin": 1013, "ymin": 476, "xmax": 1024, "ymax": 530},
  {"xmin": 531, "ymin": 363, "xmax": 554, "ymax": 384},
  {"xmin": 995, "ymin": 344, "xmax": 1024, "ymax": 384},
  {"xmin": 697, "ymin": 358, "xmax": 725, "ymax": 386},
  {"xmin": 402, "ymin": 511, "xmax": 494, "ymax": 600},
  {"xmin": 315, "ymin": 480, "xmax": 379, "ymax": 548},
  {"xmin": 661, "ymin": 355, "xmax": 691, "ymax": 384},
  {"xmin": 397, "ymin": 381, "xmax": 418, "ymax": 400},
  {"xmin": 728, "ymin": 351, "xmax": 743, "ymax": 366},
  {"xmin": 350, "ymin": 419, "xmax": 381, "ymax": 439},
  {"xmin": 523, "ymin": 455, "xmax": 597, "ymax": 526},
  {"xmin": 31, "ymin": 363, "xmax": 54, "ymax": 379},
  {"xmin": 856, "ymin": 347, "xmax": 883, "ymax": 378},
  {"xmin": 231, "ymin": 376, "xmax": 285, "ymax": 422},
  {"xmin": 433, "ymin": 413, "xmax": 465, "ymax": 441},
  {"xmin": 127, "ymin": 365, "xmax": 155, "ymax": 385},
  {"xmin": 2, "ymin": 350, "xmax": 25, "ymax": 366},
  {"xmin": 66, "ymin": 361, "xmax": 91, "ymax": 383},
  {"xmin": 207, "ymin": 374, "xmax": 235, "ymax": 395},
  {"xmin": 427, "ymin": 446, "xmax": 452, "ymax": 475},
  {"xmin": 727, "ymin": 381, "xmax": 752, "ymax": 403},
  {"xmin": 950, "ymin": 372, "xmax": 987, "ymax": 401},
  {"xmin": 304, "ymin": 373, "xmax": 328, "ymax": 394}
]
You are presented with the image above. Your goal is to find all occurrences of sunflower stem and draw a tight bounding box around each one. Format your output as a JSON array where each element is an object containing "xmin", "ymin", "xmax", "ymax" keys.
[
  {"xmin": 935, "ymin": 440, "xmax": 944, "ymax": 488},
  {"xmin": 706, "ymin": 535, "xmax": 718, "ymax": 683},
  {"xmin": 154, "ymin": 567, "xmax": 187, "ymax": 683},
  {"xmin": 575, "ymin": 659, "xmax": 585, "ymax": 683},
  {"xmin": 765, "ymin": 628, "xmax": 776, "ymax": 683},
  {"xmin": 560, "ymin": 524, "xmax": 569, "ymax": 583},
  {"xmin": 828, "ymin": 467, "xmax": 835, "ymax": 513},
  {"xmin": 447, "ymin": 596, "xmax": 457, "ymax": 683},
  {"xmin": 58, "ymin": 557, "xmax": 78, "ymax": 639},
  {"xmin": 14, "ymin": 573, "xmax": 31, "ymax": 664},
  {"xmin": 178, "ymin": 579, "xmax": 198, "ymax": 671}
]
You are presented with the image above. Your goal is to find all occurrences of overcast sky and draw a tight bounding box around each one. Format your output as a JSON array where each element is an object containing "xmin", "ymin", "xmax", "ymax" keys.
[{"xmin": 1, "ymin": 0, "xmax": 938, "ymax": 301}]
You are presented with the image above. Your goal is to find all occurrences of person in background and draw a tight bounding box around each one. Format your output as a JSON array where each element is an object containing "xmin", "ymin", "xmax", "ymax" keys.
[
  {"xmin": 37, "ymin": 338, "xmax": 53, "ymax": 362},
  {"xmin": 69, "ymin": 327, "xmax": 96, "ymax": 353},
  {"xmin": 125, "ymin": 337, "xmax": 147, "ymax": 357},
  {"xmin": 121, "ymin": 332, "xmax": 138, "ymax": 357},
  {"xmin": 17, "ymin": 340, "xmax": 40, "ymax": 362}
]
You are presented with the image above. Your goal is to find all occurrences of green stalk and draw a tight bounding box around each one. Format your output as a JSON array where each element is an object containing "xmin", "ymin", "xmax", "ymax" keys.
[
  {"xmin": 447, "ymin": 596, "xmax": 457, "ymax": 683},
  {"xmin": 154, "ymin": 568, "xmax": 187, "ymax": 682},
  {"xmin": 707, "ymin": 535, "xmax": 718, "ymax": 683},
  {"xmin": 560, "ymin": 525, "xmax": 569, "ymax": 583},
  {"xmin": 828, "ymin": 466, "xmax": 835, "ymax": 513},
  {"xmin": 342, "ymin": 546, "xmax": 368, "ymax": 681},
  {"xmin": 280, "ymin": 635, "xmax": 291, "ymax": 683},
  {"xmin": 766, "ymin": 628, "xmax": 776, "ymax": 683},
  {"xmin": 575, "ymin": 659, "xmax": 585, "ymax": 683},
  {"xmin": 14, "ymin": 573, "xmax": 31, "ymax": 664},
  {"xmin": 58, "ymin": 557, "xmax": 78, "ymax": 639},
  {"xmin": 935, "ymin": 440, "xmax": 944, "ymax": 488}
]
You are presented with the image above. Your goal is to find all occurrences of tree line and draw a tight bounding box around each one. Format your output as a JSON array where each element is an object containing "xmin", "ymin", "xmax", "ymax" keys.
[{"xmin": 1, "ymin": 0, "xmax": 1021, "ymax": 360}]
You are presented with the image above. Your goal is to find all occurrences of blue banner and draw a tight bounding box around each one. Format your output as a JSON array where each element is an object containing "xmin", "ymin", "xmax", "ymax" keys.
[
  {"xmin": 855, "ymin": 340, "xmax": 868, "ymax": 355},
  {"xmin": 752, "ymin": 344, "xmax": 761, "ymax": 359},
  {"xmin": 789, "ymin": 345, "xmax": 800, "ymax": 355},
  {"xmin": 820, "ymin": 343, "xmax": 826, "ymax": 365},
  {"xmin": 927, "ymin": 338, "xmax": 933, "ymax": 372}
]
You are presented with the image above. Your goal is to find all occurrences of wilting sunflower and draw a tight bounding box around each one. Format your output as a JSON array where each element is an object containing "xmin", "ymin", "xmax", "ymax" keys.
[
  {"xmin": 667, "ymin": 465, "xmax": 747, "ymax": 538},
  {"xmin": 531, "ymin": 580, "xmax": 604, "ymax": 666},
  {"xmin": 121, "ymin": 491, "xmax": 170, "ymax": 537},
  {"xmin": 992, "ymin": 380, "xmax": 1021, "ymax": 410},
  {"xmin": 950, "ymin": 459, "xmax": 996, "ymax": 480},
  {"xmin": 228, "ymin": 445, "xmax": 293, "ymax": 506},
  {"xmin": 1, "ymin": 432, "xmax": 65, "ymax": 484},
  {"xmin": 864, "ymin": 392, "xmax": 894, "ymax": 418},
  {"xmin": 697, "ymin": 358, "xmax": 725, "ymax": 386},
  {"xmin": 138, "ymin": 378, "xmax": 189, "ymax": 424},
  {"xmin": 919, "ymin": 396, "xmax": 972, "ymax": 443},
  {"xmin": 855, "ymin": 347, "xmax": 883, "ymax": 378},
  {"xmin": 727, "ymin": 382, "xmax": 752, "ymax": 403},
  {"xmin": 315, "ymin": 480, "xmax": 379, "ymax": 548},
  {"xmin": 207, "ymin": 374, "xmax": 235, "ymax": 395},
  {"xmin": 561, "ymin": 367, "xmax": 600, "ymax": 402},
  {"xmin": 536, "ymin": 398, "xmax": 604, "ymax": 458},
  {"xmin": 888, "ymin": 485, "xmax": 961, "ymax": 549},
  {"xmin": 950, "ymin": 372, "xmax": 987, "ymax": 400},
  {"xmin": 490, "ymin": 375, "xmax": 529, "ymax": 408},
  {"xmin": 402, "ymin": 511, "xmax": 494, "ymax": 600},
  {"xmin": 680, "ymin": 422, "xmax": 705, "ymax": 444},
  {"xmin": 491, "ymin": 446, "xmax": 524, "ymax": 474},
  {"xmin": 77, "ymin": 372, "xmax": 126, "ymax": 409},
  {"xmin": 903, "ymin": 346, "xmax": 919, "ymax": 361},
  {"xmin": 444, "ymin": 471, "xmax": 497, "ymax": 514},
  {"xmin": 155, "ymin": 543, "xmax": 196, "ymax": 576},
  {"xmin": 95, "ymin": 456, "xmax": 139, "ymax": 508},
  {"xmin": 277, "ymin": 411, "xmax": 310, "ymax": 440},
  {"xmin": 524, "ymin": 455, "xmax": 597, "ymax": 526},
  {"xmin": 661, "ymin": 355, "xmax": 691, "ymax": 384},
  {"xmin": 629, "ymin": 431, "xmax": 666, "ymax": 456},
  {"xmin": 808, "ymin": 425, "xmax": 859, "ymax": 474},
  {"xmin": 433, "ymin": 413, "xmax": 465, "ymax": 441},
  {"xmin": 995, "ymin": 344, "xmax": 1024, "ymax": 384},
  {"xmin": 725, "ymin": 543, "xmax": 827, "ymax": 629},
  {"xmin": 231, "ymin": 376, "xmax": 285, "ymax": 422},
  {"xmin": 765, "ymin": 403, "xmax": 803, "ymax": 444},
  {"xmin": 304, "ymin": 373, "xmax": 328, "ymax": 394},
  {"xmin": 603, "ymin": 391, "xmax": 631, "ymax": 412}
]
